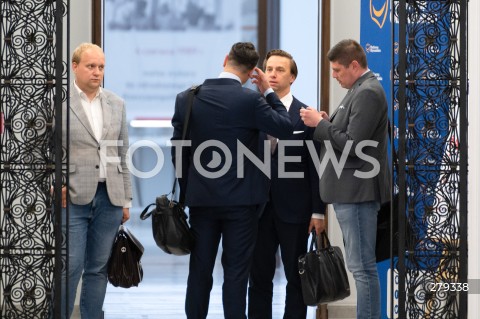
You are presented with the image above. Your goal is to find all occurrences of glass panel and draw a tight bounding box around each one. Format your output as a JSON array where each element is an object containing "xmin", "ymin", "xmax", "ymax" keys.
[
  {"xmin": 103, "ymin": 0, "xmax": 259, "ymax": 209},
  {"xmin": 279, "ymin": 0, "xmax": 319, "ymax": 108},
  {"xmin": 103, "ymin": 0, "xmax": 258, "ymax": 122}
]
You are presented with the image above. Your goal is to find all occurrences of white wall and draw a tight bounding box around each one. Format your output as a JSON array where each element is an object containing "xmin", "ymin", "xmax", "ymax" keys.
[
  {"xmin": 69, "ymin": 1, "xmax": 92, "ymax": 311},
  {"xmin": 468, "ymin": 1, "xmax": 480, "ymax": 317},
  {"xmin": 70, "ymin": 0, "xmax": 92, "ymax": 52},
  {"xmin": 329, "ymin": 1, "xmax": 361, "ymax": 113}
]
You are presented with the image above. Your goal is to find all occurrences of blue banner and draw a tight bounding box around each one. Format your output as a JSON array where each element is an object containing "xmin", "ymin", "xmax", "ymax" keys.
[
  {"xmin": 360, "ymin": 1, "xmax": 395, "ymax": 318},
  {"xmin": 361, "ymin": 2, "xmax": 451, "ymax": 318}
]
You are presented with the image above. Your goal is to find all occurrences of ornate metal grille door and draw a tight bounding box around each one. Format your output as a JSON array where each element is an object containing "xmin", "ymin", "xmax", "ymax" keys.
[
  {"xmin": 393, "ymin": 0, "xmax": 468, "ymax": 318},
  {"xmin": 1, "ymin": 1, "xmax": 67, "ymax": 318}
]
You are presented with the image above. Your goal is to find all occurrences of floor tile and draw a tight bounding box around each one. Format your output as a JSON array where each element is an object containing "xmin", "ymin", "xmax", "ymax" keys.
[{"xmin": 102, "ymin": 215, "xmax": 318, "ymax": 318}]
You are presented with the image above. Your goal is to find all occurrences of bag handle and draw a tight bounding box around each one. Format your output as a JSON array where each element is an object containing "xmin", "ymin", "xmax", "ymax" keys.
[
  {"xmin": 319, "ymin": 231, "xmax": 333, "ymax": 250},
  {"xmin": 140, "ymin": 203, "xmax": 156, "ymax": 220},
  {"xmin": 308, "ymin": 231, "xmax": 334, "ymax": 252},
  {"xmin": 141, "ymin": 85, "xmax": 201, "ymax": 219},
  {"xmin": 308, "ymin": 231, "xmax": 317, "ymax": 252},
  {"xmin": 171, "ymin": 85, "xmax": 201, "ymax": 204}
]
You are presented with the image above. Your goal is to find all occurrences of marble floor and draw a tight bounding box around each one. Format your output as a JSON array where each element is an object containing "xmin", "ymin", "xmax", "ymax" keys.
[{"xmin": 100, "ymin": 212, "xmax": 319, "ymax": 319}]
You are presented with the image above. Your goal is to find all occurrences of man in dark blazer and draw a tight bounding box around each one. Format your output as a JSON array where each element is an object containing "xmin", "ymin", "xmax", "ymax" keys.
[
  {"xmin": 171, "ymin": 42, "xmax": 293, "ymax": 319},
  {"xmin": 248, "ymin": 49, "xmax": 326, "ymax": 319},
  {"xmin": 301, "ymin": 39, "xmax": 391, "ymax": 319}
]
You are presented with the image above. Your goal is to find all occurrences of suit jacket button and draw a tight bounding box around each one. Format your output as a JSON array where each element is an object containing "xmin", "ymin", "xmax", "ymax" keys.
[{"xmin": 95, "ymin": 165, "xmax": 99, "ymax": 169}]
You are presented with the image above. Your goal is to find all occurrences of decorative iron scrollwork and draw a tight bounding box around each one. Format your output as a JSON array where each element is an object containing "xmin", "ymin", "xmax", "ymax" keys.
[
  {"xmin": 393, "ymin": 0, "xmax": 467, "ymax": 318},
  {"xmin": 1, "ymin": 0, "xmax": 67, "ymax": 318}
]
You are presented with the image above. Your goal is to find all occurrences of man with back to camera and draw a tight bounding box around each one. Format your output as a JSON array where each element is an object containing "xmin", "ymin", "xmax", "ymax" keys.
[
  {"xmin": 300, "ymin": 39, "xmax": 391, "ymax": 319},
  {"xmin": 60, "ymin": 43, "xmax": 132, "ymax": 319},
  {"xmin": 248, "ymin": 49, "xmax": 326, "ymax": 319},
  {"xmin": 171, "ymin": 42, "xmax": 293, "ymax": 319}
]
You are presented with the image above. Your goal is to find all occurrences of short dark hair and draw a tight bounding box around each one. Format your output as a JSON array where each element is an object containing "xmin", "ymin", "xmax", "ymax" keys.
[
  {"xmin": 263, "ymin": 49, "xmax": 298, "ymax": 78},
  {"xmin": 227, "ymin": 42, "xmax": 259, "ymax": 72},
  {"xmin": 327, "ymin": 39, "xmax": 367, "ymax": 68}
]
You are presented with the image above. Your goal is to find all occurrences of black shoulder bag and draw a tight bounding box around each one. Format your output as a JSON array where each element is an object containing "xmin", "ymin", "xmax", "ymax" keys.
[
  {"xmin": 376, "ymin": 120, "xmax": 418, "ymax": 262},
  {"xmin": 140, "ymin": 85, "xmax": 200, "ymax": 256},
  {"xmin": 376, "ymin": 121, "xmax": 400, "ymax": 262}
]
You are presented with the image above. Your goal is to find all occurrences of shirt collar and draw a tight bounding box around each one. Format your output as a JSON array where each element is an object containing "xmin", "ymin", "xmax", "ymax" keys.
[
  {"xmin": 361, "ymin": 69, "xmax": 370, "ymax": 77},
  {"xmin": 218, "ymin": 71, "xmax": 241, "ymax": 84},
  {"xmin": 74, "ymin": 81, "xmax": 102, "ymax": 101},
  {"xmin": 280, "ymin": 92, "xmax": 293, "ymax": 109}
]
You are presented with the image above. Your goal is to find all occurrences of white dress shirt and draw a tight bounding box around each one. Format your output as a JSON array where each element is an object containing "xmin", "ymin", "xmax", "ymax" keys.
[{"xmin": 74, "ymin": 82, "xmax": 106, "ymax": 181}]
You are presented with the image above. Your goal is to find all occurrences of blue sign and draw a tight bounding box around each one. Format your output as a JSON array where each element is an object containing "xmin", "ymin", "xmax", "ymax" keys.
[{"xmin": 360, "ymin": 1, "xmax": 395, "ymax": 318}]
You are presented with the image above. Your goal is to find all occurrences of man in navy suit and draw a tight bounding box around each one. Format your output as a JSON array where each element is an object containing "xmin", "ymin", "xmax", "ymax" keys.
[
  {"xmin": 171, "ymin": 42, "xmax": 293, "ymax": 319},
  {"xmin": 247, "ymin": 49, "xmax": 326, "ymax": 319}
]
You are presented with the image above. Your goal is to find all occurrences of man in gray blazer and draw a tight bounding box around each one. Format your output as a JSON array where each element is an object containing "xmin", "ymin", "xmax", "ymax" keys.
[
  {"xmin": 61, "ymin": 43, "xmax": 132, "ymax": 319},
  {"xmin": 301, "ymin": 39, "xmax": 390, "ymax": 319}
]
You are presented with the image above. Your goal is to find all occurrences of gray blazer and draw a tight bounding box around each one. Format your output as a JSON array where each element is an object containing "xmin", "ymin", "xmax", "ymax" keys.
[
  {"xmin": 314, "ymin": 71, "xmax": 391, "ymax": 204},
  {"xmin": 63, "ymin": 86, "xmax": 132, "ymax": 206}
]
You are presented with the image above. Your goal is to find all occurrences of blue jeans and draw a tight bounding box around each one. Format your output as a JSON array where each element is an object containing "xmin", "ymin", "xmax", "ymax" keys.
[
  {"xmin": 333, "ymin": 201, "xmax": 380, "ymax": 319},
  {"xmin": 61, "ymin": 182, "xmax": 123, "ymax": 319}
]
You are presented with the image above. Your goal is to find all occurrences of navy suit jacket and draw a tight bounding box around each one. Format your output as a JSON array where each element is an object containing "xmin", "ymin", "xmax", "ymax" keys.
[
  {"xmin": 171, "ymin": 78, "xmax": 293, "ymax": 207},
  {"xmin": 269, "ymin": 97, "xmax": 325, "ymax": 223}
]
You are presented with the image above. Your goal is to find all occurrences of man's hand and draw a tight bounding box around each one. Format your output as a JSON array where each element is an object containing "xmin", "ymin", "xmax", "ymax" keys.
[
  {"xmin": 300, "ymin": 107, "xmax": 329, "ymax": 127},
  {"xmin": 250, "ymin": 67, "xmax": 271, "ymax": 94},
  {"xmin": 62, "ymin": 186, "xmax": 67, "ymax": 208},
  {"xmin": 309, "ymin": 218, "xmax": 326, "ymax": 235},
  {"xmin": 122, "ymin": 208, "xmax": 130, "ymax": 223}
]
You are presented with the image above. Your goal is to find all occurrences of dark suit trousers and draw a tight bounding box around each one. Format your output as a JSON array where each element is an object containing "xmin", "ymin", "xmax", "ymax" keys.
[
  {"xmin": 185, "ymin": 205, "xmax": 259, "ymax": 319},
  {"xmin": 248, "ymin": 203, "xmax": 310, "ymax": 319}
]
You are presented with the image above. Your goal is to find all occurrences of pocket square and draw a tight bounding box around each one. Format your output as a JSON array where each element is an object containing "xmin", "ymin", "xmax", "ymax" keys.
[{"xmin": 293, "ymin": 130, "xmax": 304, "ymax": 134}]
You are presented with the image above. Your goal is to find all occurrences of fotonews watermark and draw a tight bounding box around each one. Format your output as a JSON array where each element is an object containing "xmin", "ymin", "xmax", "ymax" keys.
[{"xmin": 100, "ymin": 139, "xmax": 381, "ymax": 179}]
